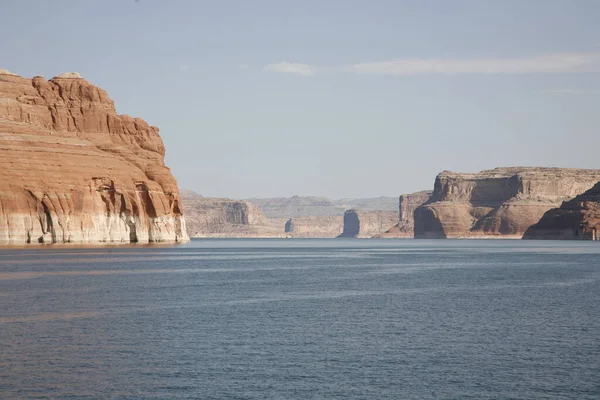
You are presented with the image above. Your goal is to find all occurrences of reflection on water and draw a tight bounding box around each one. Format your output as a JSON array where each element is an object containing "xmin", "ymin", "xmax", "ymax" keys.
[{"xmin": 1, "ymin": 239, "xmax": 599, "ymax": 399}]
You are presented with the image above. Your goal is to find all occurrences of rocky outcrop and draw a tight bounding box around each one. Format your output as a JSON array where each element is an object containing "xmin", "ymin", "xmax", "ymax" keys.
[
  {"xmin": 414, "ymin": 167, "xmax": 600, "ymax": 239},
  {"xmin": 340, "ymin": 209, "xmax": 398, "ymax": 238},
  {"xmin": 283, "ymin": 216, "xmax": 343, "ymax": 237},
  {"xmin": 182, "ymin": 191, "xmax": 345, "ymax": 238},
  {"xmin": 0, "ymin": 69, "xmax": 188, "ymax": 244},
  {"xmin": 523, "ymin": 182, "xmax": 600, "ymax": 240},
  {"xmin": 398, "ymin": 191, "xmax": 432, "ymax": 235},
  {"xmin": 379, "ymin": 190, "xmax": 432, "ymax": 237},
  {"xmin": 182, "ymin": 193, "xmax": 284, "ymax": 237}
]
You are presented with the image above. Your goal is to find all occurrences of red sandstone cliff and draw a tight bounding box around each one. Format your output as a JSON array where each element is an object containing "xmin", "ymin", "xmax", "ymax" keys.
[{"xmin": 0, "ymin": 69, "xmax": 188, "ymax": 244}]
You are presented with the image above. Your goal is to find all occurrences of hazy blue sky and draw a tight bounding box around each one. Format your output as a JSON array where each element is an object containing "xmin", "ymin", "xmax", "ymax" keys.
[{"xmin": 2, "ymin": 0, "xmax": 600, "ymax": 198}]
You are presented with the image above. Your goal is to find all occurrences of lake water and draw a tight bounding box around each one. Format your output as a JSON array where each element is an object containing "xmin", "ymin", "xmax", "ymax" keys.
[{"xmin": 1, "ymin": 239, "xmax": 599, "ymax": 399}]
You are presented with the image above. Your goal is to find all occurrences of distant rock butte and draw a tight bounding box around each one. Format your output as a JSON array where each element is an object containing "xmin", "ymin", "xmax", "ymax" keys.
[
  {"xmin": 284, "ymin": 216, "xmax": 343, "ymax": 238},
  {"xmin": 523, "ymin": 181, "xmax": 600, "ymax": 240},
  {"xmin": 340, "ymin": 209, "xmax": 399, "ymax": 238},
  {"xmin": 182, "ymin": 191, "xmax": 344, "ymax": 238},
  {"xmin": 0, "ymin": 70, "xmax": 188, "ymax": 244},
  {"xmin": 414, "ymin": 167, "xmax": 600, "ymax": 239},
  {"xmin": 182, "ymin": 193, "xmax": 283, "ymax": 238}
]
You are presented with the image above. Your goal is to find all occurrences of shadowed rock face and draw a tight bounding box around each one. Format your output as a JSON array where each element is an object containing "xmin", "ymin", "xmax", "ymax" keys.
[
  {"xmin": 340, "ymin": 210, "xmax": 360, "ymax": 237},
  {"xmin": 374, "ymin": 191, "xmax": 432, "ymax": 238},
  {"xmin": 0, "ymin": 70, "xmax": 188, "ymax": 244},
  {"xmin": 284, "ymin": 218, "xmax": 294, "ymax": 233},
  {"xmin": 414, "ymin": 167, "xmax": 600, "ymax": 239},
  {"xmin": 399, "ymin": 191, "xmax": 432, "ymax": 231},
  {"xmin": 523, "ymin": 182, "xmax": 600, "ymax": 240},
  {"xmin": 340, "ymin": 209, "xmax": 398, "ymax": 238}
]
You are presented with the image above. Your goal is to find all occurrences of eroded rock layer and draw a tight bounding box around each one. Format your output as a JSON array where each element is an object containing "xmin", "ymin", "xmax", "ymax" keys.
[
  {"xmin": 183, "ymin": 194, "xmax": 285, "ymax": 237},
  {"xmin": 340, "ymin": 209, "xmax": 399, "ymax": 238},
  {"xmin": 0, "ymin": 70, "xmax": 188, "ymax": 244},
  {"xmin": 379, "ymin": 190, "xmax": 432, "ymax": 237},
  {"xmin": 283, "ymin": 216, "xmax": 343, "ymax": 238},
  {"xmin": 523, "ymin": 182, "xmax": 600, "ymax": 240},
  {"xmin": 414, "ymin": 167, "xmax": 600, "ymax": 239}
]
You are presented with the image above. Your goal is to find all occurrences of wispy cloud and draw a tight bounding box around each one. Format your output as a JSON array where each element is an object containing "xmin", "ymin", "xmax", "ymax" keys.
[
  {"xmin": 263, "ymin": 62, "xmax": 316, "ymax": 76},
  {"xmin": 349, "ymin": 53, "xmax": 600, "ymax": 75},
  {"xmin": 239, "ymin": 63, "xmax": 249, "ymax": 70},
  {"xmin": 264, "ymin": 53, "xmax": 600, "ymax": 77},
  {"xmin": 542, "ymin": 88, "xmax": 600, "ymax": 94},
  {"xmin": 179, "ymin": 64, "xmax": 190, "ymax": 71}
]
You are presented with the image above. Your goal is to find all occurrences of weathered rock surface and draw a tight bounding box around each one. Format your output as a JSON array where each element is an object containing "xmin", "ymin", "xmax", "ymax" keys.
[
  {"xmin": 340, "ymin": 209, "xmax": 399, "ymax": 238},
  {"xmin": 414, "ymin": 167, "xmax": 600, "ymax": 239},
  {"xmin": 283, "ymin": 216, "xmax": 343, "ymax": 237},
  {"xmin": 398, "ymin": 191, "xmax": 432, "ymax": 235},
  {"xmin": 378, "ymin": 190, "xmax": 432, "ymax": 237},
  {"xmin": 182, "ymin": 192, "xmax": 284, "ymax": 237},
  {"xmin": 0, "ymin": 69, "xmax": 188, "ymax": 244},
  {"xmin": 523, "ymin": 182, "xmax": 600, "ymax": 240},
  {"xmin": 182, "ymin": 191, "xmax": 344, "ymax": 238}
]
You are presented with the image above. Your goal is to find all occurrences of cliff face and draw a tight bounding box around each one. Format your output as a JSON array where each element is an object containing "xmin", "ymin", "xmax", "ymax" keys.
[
  {"xmin": 340, "ymin": 210, "xmax": 399, "ymax": 238},
  {"xmin": 182, "ymin": 192, "xmax": 345, "ymax": 238},
  {"xmin": 375, "ymin": 190, "xmax": 432, "ymax": 238},
  {"xmin": 523, "ymin": 182, "xmax": 600, "ymax": 240},
  {"xmin": 182, "ymin": 194, "xmax": 283, "ymax": 237},
  {"xmin": 414, "ymin": 167, "xmax": 600, "ymax": 239},
  {"xmin": 283, "ymin": 216, "xmax": 343, "ymax": 238},
  {"xmin": 0, "ymin": 70, "xmax": 188, "ymax": 244}
]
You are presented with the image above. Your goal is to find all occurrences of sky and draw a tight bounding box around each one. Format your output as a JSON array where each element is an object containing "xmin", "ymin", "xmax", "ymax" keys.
[{"xmin": 1, "ymin": 0, "xmax": 600, "ymax": 199}]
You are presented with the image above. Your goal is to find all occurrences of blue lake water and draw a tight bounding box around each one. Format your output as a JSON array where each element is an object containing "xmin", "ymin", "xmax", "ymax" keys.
[{"xmin": 1, "ymin": 239, "xmax": 599, "ymax": 399}]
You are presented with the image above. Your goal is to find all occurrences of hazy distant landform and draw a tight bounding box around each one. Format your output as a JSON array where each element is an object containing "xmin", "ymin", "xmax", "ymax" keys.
[
  {"xmin": 185, "ymin": 167, "xmax": 600, "ymax": 240},
  {"xmin": 2, "ymin": 68, "xmax": 600, "ymax": 244},
  {"xmin": 182, "ymin": 192, "xmax": 401, "ymax": 238}
]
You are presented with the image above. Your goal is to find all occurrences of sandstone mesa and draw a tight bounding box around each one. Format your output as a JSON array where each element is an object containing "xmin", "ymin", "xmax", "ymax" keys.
[
  {"xmin": 414, "ymin": 167, "xmax": 600, "ymax": 239},
  {"xmin": 523, "ymin": 181, "xmax": 600, "ymax": 240},
  {"xmin": 0, "ymin": 69, "xmax": 188, "ymax": 244}
]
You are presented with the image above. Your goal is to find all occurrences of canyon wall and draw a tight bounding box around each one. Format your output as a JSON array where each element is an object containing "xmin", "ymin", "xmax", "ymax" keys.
[
  {"xmin": 378, "ymin": 190, "xmax": 432, "ymax": 237},
  {"xmin": 182, "ymin": 193, "xmax": 285, "ymax": 237},
  {"xmin": 523, "ymin": 181, "xmax": 600, "ymax": 240},
  {"xmin": 414, "ymin": 167, "xmax": 600, "ymax": 239},
  {"xmin": 284, "ymin": 216, "xmax": 343, "ymax": 238},
  {"xmin": 182, "ymin": 192, "xmax": 344, "ymax": 238},
  {"xmin": 0, "ymin": 69, "xmax": 188, "ymax": 244},
  {"xmin": 340, "ymin": 210, "xmax": 399, "ymax": 238},
  {"xmin": 246, "ymin": 195, "xmax": 398, "ymax": 238}
]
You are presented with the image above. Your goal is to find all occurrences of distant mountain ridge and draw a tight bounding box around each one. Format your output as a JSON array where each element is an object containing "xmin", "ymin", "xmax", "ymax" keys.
[{"xmin": 246, "ymin": 195, "xmax": 398, "ymax": 218}]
